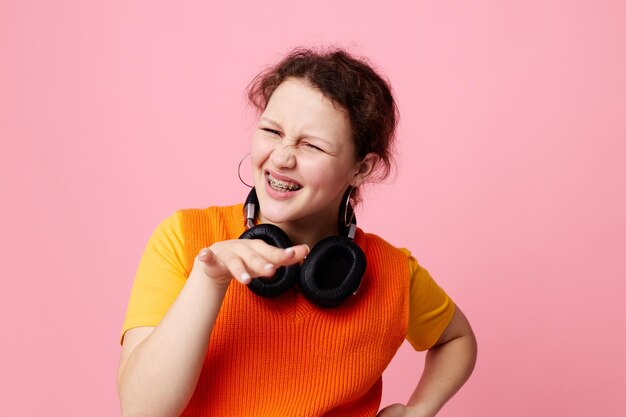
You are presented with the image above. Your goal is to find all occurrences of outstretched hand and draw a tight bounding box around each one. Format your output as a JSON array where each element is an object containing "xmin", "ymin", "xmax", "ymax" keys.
[{"xmin": 192, "ymin": 238, "xmax": 310, "ymax": 286}]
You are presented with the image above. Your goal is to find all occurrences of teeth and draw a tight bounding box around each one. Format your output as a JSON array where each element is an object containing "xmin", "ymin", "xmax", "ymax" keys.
[{"xmin": 268, "ymin": 174, "xmax": 302, "ymax": 191}]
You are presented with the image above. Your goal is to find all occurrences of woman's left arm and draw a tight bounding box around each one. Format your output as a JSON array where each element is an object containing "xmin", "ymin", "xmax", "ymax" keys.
[{"xmin": 378, "ymin": 306, "xmax": 478, "ymax": 417}]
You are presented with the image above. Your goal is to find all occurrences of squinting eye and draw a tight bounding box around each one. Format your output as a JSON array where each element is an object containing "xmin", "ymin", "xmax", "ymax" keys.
[
  {"xmin": 262, "ymin": 128, "xmax": 280, "ymax": 135},
  {"xmin": 304, "ymin": 143, "xmax": 323, "ymax": 151}
]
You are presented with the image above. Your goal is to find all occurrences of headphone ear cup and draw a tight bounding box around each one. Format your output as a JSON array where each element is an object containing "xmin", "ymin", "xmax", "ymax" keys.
[
  {"xmin": 299, "ymin": 236, "xmax": 366, "ymax": 307},
  {"xmin": 238, "ymin": 224, "xmax": 299, "ymax": 298}
]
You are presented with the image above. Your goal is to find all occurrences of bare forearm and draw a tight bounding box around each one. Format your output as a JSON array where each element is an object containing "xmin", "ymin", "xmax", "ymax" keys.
[
  {"xmin": 406, "ymin": 332, "xmax": 477, "ymax": 417},
  {"xmin": 118, "ymin": 271, "xmax": 229, "ymax": 417}
]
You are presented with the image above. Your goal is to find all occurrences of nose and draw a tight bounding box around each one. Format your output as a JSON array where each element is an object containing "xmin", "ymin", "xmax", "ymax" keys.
[{"xmin": 270, "ymin": 141, "xmax": 296, "ymax": 168}]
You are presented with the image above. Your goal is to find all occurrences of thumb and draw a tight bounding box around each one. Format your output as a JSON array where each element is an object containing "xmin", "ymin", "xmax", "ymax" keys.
[{"xmin": 197, "ymin": 248, "xmax": 222, "ymax": 268}]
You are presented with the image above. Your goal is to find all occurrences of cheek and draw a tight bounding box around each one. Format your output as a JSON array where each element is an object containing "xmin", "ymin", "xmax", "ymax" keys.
[
  {"xmin": 250, "ymin": 137, "xmax": 272, "ymax": 167},
  {"xmin": 299, "ymin": 159, "xmax": 342, "ymax": 186}
]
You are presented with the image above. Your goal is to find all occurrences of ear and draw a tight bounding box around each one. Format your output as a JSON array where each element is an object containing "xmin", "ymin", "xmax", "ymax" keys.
[{"xmin": 352, "ymin": 153, "xmax": 380, "ymax": 186}]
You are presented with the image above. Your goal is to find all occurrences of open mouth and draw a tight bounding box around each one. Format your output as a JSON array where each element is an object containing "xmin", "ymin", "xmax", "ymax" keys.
[{"xmin": 266, "ymin": 171, "xmax": 303, "ymax": 192}]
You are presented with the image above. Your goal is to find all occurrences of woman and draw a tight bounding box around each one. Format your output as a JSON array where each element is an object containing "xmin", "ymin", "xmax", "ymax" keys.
[{"xmin": 117, "ymin": 47, "xmax": 477, "ymax": 417}]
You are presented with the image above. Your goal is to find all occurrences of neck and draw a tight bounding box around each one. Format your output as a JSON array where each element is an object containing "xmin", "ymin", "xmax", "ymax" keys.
[{"xmin": 258, "ymin": 212, "xmax": 340, "ymax": 249}]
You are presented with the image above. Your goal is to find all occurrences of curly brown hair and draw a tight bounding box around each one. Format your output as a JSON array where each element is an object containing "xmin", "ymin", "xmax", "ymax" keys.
[{"xmin": 247, "ymin": 47, "xmax": 398, "ymax": 203}]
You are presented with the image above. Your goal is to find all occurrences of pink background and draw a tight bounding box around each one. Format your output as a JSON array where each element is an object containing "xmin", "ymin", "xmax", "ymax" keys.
[{"xmin": 1, "ymin": 1, "xmax": 625, "ymax": 416}]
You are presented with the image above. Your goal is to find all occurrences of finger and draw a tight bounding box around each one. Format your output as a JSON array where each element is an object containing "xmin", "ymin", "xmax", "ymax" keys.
[
  {"xmin": 198, "ymin": 248, "xmax": 220, "ymax": 266},
  {"xmin": 196, "ymin": 248, "xmax": 232, "ymax": 280},
  {"xmin": 204, "ymin": 243, "xmax": 273, "ymax": 282},
  {"xmin": 240, "ymin": 251, "xmax": 278, "ymax": 278},
  {"xmin": 220, "ymin": 243, "xmax": 304, "ymax": 281},
  {"xmin": 218, "ymin": 253, "xmax": 253, "ymax": 285},
  {"xmin": 294, "ymin": 244, "xmax": 310, "ymax": 260},
  {"xmin": 278, "ymin": 244, "xmax": 310, "ymax": 265},
  {"xmin": 250, "ymin": 241, "xmax": 310, "ymax": 266},
  {"xmin": 197, "ymin": 248, "xmax": 226, "ymax": 274}
]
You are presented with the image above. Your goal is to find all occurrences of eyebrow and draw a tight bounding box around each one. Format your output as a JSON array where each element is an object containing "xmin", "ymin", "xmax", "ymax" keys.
[
  {"xmin": 259, "ymin": 117, "xmax": 333, "ymax": 146},
  {"xmin": 259, "ymin": 117, "xmax": 280, "ymax": 128}
]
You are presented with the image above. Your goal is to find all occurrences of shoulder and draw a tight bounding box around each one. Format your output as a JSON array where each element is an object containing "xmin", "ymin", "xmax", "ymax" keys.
[
  {"xmin": 355, "ymin": 229, "xmax": 415, "ymax": 287},
  {"xmin": 356, "ymin": 229, "xmax": 412, "ymax": 262},
  {"xmin": 175, "ymin": 203, "xmax": 246, "ymax": 268},
  {"xmin": 176, "ymin": 202, "xmax": 244, "ymax": 222},
  {"xmin": 356, "ymin": 229, "xmax": 430, "ymax": 280},
  {"xmin": 175, "ymin": 203, "xmax": 244, "ymax": 234}
]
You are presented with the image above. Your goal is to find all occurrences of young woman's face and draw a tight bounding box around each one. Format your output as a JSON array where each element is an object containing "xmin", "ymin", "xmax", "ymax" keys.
[{"xmin": 251, "ymin": 77, "xmax": 362, "ymax": 230}]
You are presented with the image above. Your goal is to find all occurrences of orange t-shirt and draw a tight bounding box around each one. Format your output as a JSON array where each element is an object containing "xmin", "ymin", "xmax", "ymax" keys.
[{"xmin": 122, "ymin": 210, "xmax": 455, "ymax": 351}]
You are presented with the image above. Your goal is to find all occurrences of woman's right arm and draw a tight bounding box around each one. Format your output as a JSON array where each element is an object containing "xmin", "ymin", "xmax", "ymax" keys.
[{"xmin": 117, "ymin": 241, "xmax": 309, "ymax": 417}]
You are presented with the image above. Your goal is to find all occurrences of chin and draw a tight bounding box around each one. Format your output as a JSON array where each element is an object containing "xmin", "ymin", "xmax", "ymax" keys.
[{"xmin": 256, "ymin": 199, "xmax": 297, "ymax": 224}]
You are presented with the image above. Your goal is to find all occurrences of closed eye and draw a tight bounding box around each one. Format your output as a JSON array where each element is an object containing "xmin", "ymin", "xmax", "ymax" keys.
[
  {"xmin": 262, "ymin": 128, "xmax": 280, "ymax": 135},
  {"xmin": 303, "ymin": 142, "xmax": 324, "ymax": 152}
]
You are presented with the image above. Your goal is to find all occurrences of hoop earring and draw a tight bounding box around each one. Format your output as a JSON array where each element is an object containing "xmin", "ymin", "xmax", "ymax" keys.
[
  {"xmin": 343, "ymin": 186, "xmax": 355, "ymax": 227},
  {"xmin": 238, "ymin": 152, "xmax": 253, "ymax": 188}
]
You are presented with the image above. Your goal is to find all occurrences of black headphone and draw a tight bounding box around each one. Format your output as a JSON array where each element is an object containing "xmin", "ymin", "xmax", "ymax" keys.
[{"xmin": 238, "ymin": 188, "xmax": 366, "ymax": 307}]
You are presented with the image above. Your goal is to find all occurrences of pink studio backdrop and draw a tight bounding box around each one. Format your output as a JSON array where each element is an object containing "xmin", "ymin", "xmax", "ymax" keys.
[{"xmin": 1, "ymin": 1, "xmax": 625, "ymax": 416}]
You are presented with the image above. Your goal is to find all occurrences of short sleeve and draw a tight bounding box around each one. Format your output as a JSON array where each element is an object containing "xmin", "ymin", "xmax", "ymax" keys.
[
  {"xmin": 401, "ymin": 249, "xmax": 456, "ymax": 351},
  {"xmin": 120, "ymin": 211, "xmax": 188, "ymax": 344}
]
